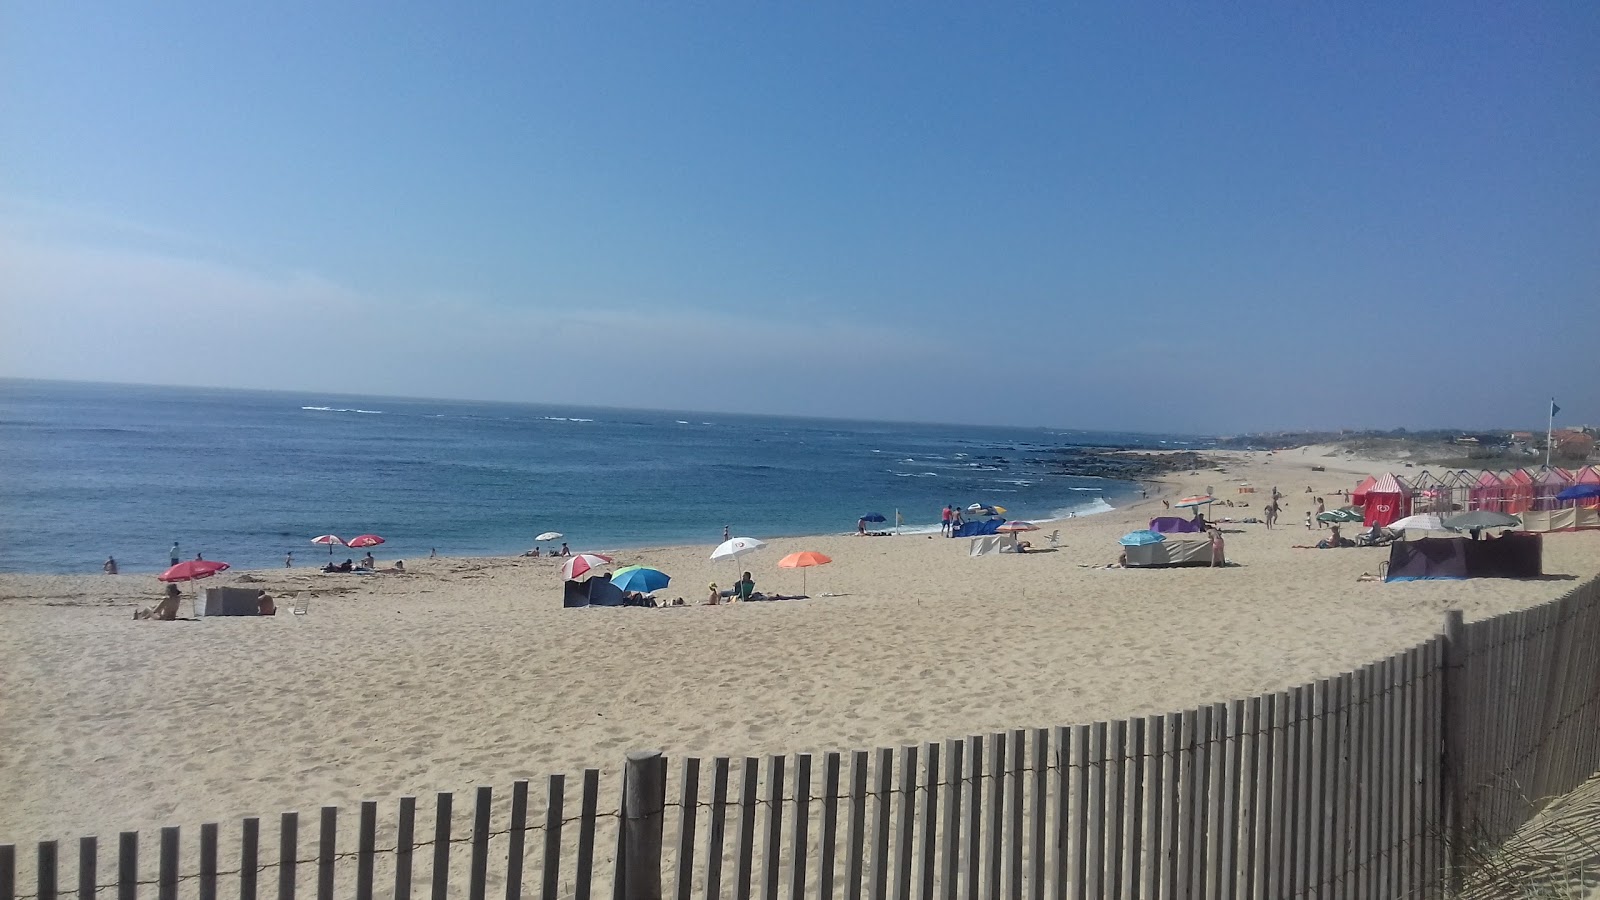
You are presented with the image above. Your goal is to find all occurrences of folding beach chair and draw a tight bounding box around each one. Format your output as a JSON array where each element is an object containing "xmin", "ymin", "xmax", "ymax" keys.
[
  {"xmin": 290, "ymin": 595, "xmax": 310, "ymax": 617},
  {"xmin": 1046, "ymin": 530, "xmax": 1061, "ymax": 547}
]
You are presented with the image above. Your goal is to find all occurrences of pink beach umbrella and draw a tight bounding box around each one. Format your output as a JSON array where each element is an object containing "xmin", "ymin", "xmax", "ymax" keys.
[
  {"xmin": 346, "ymin": 534, "xmax": 386, "ymax": 549},
  {"xmin": 158, "ymin": 560, "xmax": 231, "ymax": 583},
  {"xmin": 311, "ymin": 534, "xmax": 346, "ymax": 557},
  {"xmin": 560, "ymin": 553, "xmax": 614, "ymax": 581}
]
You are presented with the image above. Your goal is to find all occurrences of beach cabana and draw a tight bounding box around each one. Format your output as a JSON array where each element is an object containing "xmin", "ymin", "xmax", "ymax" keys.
[
  {"xmin": 1442, "ymin": 470, "xmax": 1475, "ymax": 512},
  {"xmin": 1577, "ymin": 466, "xmax": 1600, "ymax": 509},
  {"xmin": 1352, "ymin": 475, "xmax": 1378, "ymax": 507},
  {"xmin": 1502, "ymin": 469, "xmax": 1535, "ymax": 514},
  {"xmin": 1362, "ymin": 474, "xmax": 1411, "ymax": 527},
  {"xmin": 1468, "ymin": 471, "xmax": 1506, "ymax": 513},
  {"xmin": 1533, "ymin": 468, "xmax": 1573, "ymax": 511}
]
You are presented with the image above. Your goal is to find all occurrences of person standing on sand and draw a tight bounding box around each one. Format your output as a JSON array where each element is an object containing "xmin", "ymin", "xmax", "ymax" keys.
[
  {"xmin": 285, "ymin": 551, "xmax": 293, "ymax": 568},
  {"xmin": 169, "ymin": 542, "xmax": 180, "ymax": 567},
  {"xmin": 430, "ymin": 548, "xmax": 437, "ymax": 558},
  {"xmin": 1305, "ymin": 511, "xmax": 1312, "ymax": 530},
  {"xmin": 104, "ymin": 557, "xmax": 118, "ymax": 575},
  {"xmin": 723, "ymin": 525, "xmax": 731, "ymax": 543},
  {"xmin": 1315, "ymin": 497, "xmax": 1326, "ymax": 528},
  {"xmin": 1209, "ymin": 528, "xmax": 1225, "ymax": 567},
  {"xmin": 941, "ymin": 505, "xmax": 952, "ymax": 536}
]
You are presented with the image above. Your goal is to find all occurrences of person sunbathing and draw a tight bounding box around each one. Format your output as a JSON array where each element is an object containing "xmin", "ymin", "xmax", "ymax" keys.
[
  {"xmin": 135, "ymin": 584, "xmax": 183, "ymax": 620},
  {"xmin": 256, "ymin": 591, "xmax": 276, "ymax": 616}
]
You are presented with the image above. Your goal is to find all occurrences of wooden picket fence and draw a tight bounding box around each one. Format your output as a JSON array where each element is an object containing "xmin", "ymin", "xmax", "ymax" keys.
[{"xmin": 3, "ymin": 575, "xmax": 1597, "ymax": 900}]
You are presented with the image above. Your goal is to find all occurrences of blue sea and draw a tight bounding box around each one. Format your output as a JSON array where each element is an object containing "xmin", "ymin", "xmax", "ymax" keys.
[{"xmin": 0, "ymin": 379, "xmax": 1212, "ymax": 574}]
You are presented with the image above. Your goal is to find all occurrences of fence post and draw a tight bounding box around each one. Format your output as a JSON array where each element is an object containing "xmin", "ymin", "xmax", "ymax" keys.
[
  {"xmin": 1440, "ymin": 609, "xmax": 1464, "ymax": 897},
  {"xmin": 618, "ymin": 750, "xmax": 667, "ymax": 900}
]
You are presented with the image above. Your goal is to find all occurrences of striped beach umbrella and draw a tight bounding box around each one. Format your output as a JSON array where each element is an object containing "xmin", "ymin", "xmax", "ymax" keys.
[
  {"xmin": 311, "ymin": 534, "xmax": 345, "ymax": 556},
  {"xmin": 560, "ymin": 553, "xmax": 614, "ymax": 581}
]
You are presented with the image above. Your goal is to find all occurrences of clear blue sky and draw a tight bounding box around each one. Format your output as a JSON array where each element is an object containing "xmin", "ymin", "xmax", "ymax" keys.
[{"xmin": 3, "ymin": 2, "xmax": 1596, "ymax": 433}]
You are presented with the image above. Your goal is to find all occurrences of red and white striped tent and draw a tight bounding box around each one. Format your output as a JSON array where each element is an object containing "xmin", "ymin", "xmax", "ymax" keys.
[{"xmin": 1362, "ymin": 473, "xmax": 1412, "ymax": 527}]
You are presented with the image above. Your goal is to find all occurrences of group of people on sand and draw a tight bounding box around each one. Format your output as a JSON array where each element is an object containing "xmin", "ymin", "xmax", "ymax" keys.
[
  {"xmin": 322, "ymin": 555, "xmax": 406, "ymax": 574},
  {"xmin": 704, "ymin": 571, "xmax": 804, "ymax": 605},
  {"xmin": 134, "ymin": 586, "xmax": 278, "ymax": 620},
  {"xmin": 524, "ymin": 543, "xmax": 571, "ymax": 558}
]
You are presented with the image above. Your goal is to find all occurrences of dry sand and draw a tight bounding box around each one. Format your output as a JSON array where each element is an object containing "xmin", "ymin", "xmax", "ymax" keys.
[{"xmin": 3, "ymin": 447, "xmax": 1598, "ymax": 846}]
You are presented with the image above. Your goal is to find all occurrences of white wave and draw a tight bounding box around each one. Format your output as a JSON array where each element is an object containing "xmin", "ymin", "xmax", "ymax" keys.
[
  {"xmin": 302, "ymin": 406, "xmax": 383, "ymax": 414},
  {"xmin": 1044, "ymin": 497, "xmax": 1116, "ymax": 520},
  {"xmin": 676, "ymin": 420, "xmax": 690, "ymax": 424},
  {"xmin": 1069, "ymin": 487, "xmax": 1103, "ymax": 491}
]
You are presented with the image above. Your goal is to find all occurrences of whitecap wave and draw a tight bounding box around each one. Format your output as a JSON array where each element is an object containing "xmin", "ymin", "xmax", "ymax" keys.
[{"xmin": 302, "ymin": 406, "xmax": 383, "ymax": 414}]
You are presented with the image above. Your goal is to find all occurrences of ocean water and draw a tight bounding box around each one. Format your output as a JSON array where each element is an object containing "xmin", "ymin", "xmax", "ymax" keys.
[{"xmin": 0, "ymin": 379, "xmax": 1210, "ymax": 574}]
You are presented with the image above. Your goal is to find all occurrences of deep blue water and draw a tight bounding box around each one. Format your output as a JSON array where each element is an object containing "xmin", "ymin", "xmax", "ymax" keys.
[{"xmin": 0, "ymin": 379, "xmax": 1212, "ymax": 574}]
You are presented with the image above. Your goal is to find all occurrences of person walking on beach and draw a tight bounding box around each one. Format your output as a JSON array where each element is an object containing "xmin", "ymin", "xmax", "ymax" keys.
[
  {"xmin": 284, "ymin": 551, "xmax": 293, "ymax": 568},
  {"xmin": 1315, "ymin": 497, "xmax": 1326, "ymax": 528},
  {"xmin": 1209, "ymin": 527, "xmax": 1225, "ymax": 567},
  {"xmin": 1305, "ymin": 511, "xmax": 1312, "ymax": 531},
  {"xmin": 941, "ymin": 505, "xmax": 952, "ymax": 536},
  {"xmin": 169, "ymin": 542, "xmax": 180, "ymax": 567}
]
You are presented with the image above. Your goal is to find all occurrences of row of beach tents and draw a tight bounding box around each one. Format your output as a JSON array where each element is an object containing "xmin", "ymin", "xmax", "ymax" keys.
[{"xmin": 1351, "ymin": 466, "xmax": 1600, "ymax": 528}]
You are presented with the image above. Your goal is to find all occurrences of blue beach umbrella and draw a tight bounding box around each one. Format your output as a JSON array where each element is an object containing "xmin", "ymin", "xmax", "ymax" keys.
[
  {"xmin": 859, "ymin": 512, "xmax": 887, "ymax": 523},
  {"xmin": 1119, "ymin": 530, "xmax": 1167, "ymax": 547},
  {"xmin": 1556, "ymin": 484, "xmax": 1600, "ymax": 502},
  {"xmin": 609, "ymin": 566, "xmax": 671, "ymax": 594}
]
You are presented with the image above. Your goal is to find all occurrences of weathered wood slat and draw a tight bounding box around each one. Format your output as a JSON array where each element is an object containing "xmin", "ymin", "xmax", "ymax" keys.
[
  {"xmin": 39, "ymin": 840, "xmax": 58, "ymax": 900},
  {"xmin": 532, "ymin": 777, "xmax": 557, "ymax": 900},
  {"xmin": 964, "ymin": 737, "xmax": 981, "ymax": 900},
  {"xmin": 117, "ymin": 832, "xmax": 137, "ymax": 900},
  {"xmin": 395, "ymin": 798, "xmax": 415, "ymax": 900},
  {"xmin": 432, "ymin": 793, "xmax": 453, "ymax": 900},
  {"xmin": 279, "ymin": 813, "xmax": 298, "ymax": 900},
  {"xmin": 940, "ymin": 739, "xmax": 964, "ymax": 900},
  {"xmin": 845, "ymin": 751, "xmax": 868, "ymax": 900},
  {"xmin": 1006, "ymin": 731, "xmax": 1023, "ymax": 900},
  {"xmin": 790, "ymin": 754, "xmax": 811, "ymax": 900},
  {"xmin": 1082, "ymin": 724, "xmax": 1104, "ymax": 900},
  {"xmin": 985, "ymin": 733, "xmax": 1004, "ymax": 900},
  {"xmin": 1101, "ymin": 721, "xmax": 1123, "ymax": 900},
  {"xmin": 1027, "ymin": 730, "xmax": 1045, "ymax": 900},
  {"xmin": 706, "ymin": 758, "xmax": 732, "ymax": 900},
  {"xmin": 316, "ymin": 808, "xmax": 336, "ymax": 900},
  {"xmin": 77, "ymin": 836, "xmax": 96, "ymax": 900},
  {"xmin": 242, "ymin": 817, "xmax": 261, "ymax": 900},
  {"xmin": 158, "ymin": 828, "xmax": 177, "ymax": 900},
  {"xmin": 677, "ymin": 759, "xmax": 701, "ymax": 900},
  {"xmin": 577, "ymin": 770, "xmax": 601, "ymax": 900},
  {"xmin": 765, "ymin": 755, "xmax": 788, "ymax": 900},
  {"xmin": 918, "ymin": 743, "xmax": 940, "ymax": 900},
  {"xmin": 819, "ymin": 753, "xmax": 841, "ymax": 900},
  {"xmin": 200, "ymin": 824, "xmax": 218, "ymax": 900},
  {"xmin": 869, "ymin": 749, "xmax": 890, "ymax": 900},
  {"xmin": 357, "ymin": 801, "xmax": 378, "ymax": 900},
  {"xmin": 736, "ymin": 758, "xmax": 761, "ymax": 900},
  {"xmin": 1122, "ymin": 718, "xmax": 1145, "ymax": 900},
  {"xmin": 1139, "ymin": 716, "xmax": 1162, "ymax": 900},
  {"xmin": 893, "ymin": 747, "xmax": 915, "ymax": 900}
]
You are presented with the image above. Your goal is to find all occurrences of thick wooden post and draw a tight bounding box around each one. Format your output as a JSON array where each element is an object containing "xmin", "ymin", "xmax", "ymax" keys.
[{"xmin": 619, "ymin": 750, "xmax": 668, "ymax": 900}]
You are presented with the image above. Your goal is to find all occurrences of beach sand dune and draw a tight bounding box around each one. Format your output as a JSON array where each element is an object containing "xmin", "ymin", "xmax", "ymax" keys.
[{"xmin": 3, "ymin": 449, "xmax": 1597, "ymax": 845}]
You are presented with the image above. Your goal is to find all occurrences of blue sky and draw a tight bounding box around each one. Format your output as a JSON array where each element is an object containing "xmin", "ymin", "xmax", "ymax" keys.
[{"xmin": 2, "ymin": 2, "xmax": 1596, "ymax": 433}]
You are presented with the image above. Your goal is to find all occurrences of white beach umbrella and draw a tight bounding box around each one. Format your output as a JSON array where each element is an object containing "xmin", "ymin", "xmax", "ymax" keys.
[
  {"xmin": 711, "ymin": 537, "xmax": 767, "ymax": 562},
  {"xmin": 1388, "ymin": 514, "xmax": 1449, "ymax": 534},
  {"xmin": 535, "ymin": 531, "xmax": 563, "ymax": 542}
]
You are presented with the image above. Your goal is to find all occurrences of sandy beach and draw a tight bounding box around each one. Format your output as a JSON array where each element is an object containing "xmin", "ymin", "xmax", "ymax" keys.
[{"xmin": 3, "ymin": 446, "xmax": 1598, "ymax": 847}]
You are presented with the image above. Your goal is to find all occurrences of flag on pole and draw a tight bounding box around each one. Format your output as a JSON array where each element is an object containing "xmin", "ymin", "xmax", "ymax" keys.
[{"xmin": 1552, "ymin": 399, "xmax": 1561, "ymax": 417}]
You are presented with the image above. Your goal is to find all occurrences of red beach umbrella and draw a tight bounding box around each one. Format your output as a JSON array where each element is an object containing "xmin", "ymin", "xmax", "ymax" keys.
[
  {"xmin": 311, "ymin": 534, "xmax": 346, "ymax": 556},
  {"xmin": 560, "ymin": 553, "xmax": 614, "ymax": 581},
  {"xmin": 346, "ymin": 534, "xmax": 386, "ymax": 549},
  {"xmin": 158, "ymin": 560, "xmax": 231, "ymax": 583}
]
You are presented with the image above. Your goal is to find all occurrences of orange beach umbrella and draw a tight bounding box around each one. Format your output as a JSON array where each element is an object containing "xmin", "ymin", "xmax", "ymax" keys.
[{"xmin": 777, "ymin": 551, "xmax": 832, "ymax": 594}]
